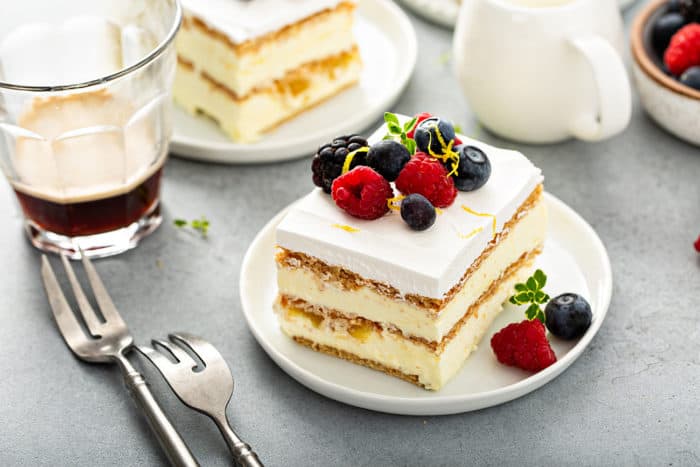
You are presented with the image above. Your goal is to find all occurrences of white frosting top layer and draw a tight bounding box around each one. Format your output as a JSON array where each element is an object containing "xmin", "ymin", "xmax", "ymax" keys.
[
  {"xmin": 276, "ymin": 118, "xmax": 544, "ymax": 299},
  {"xmin": 180, "ymin": 0, "xmax": 345, "ymax": 44}
]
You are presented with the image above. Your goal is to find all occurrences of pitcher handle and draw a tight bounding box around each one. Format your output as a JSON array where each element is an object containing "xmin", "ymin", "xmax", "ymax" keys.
[{"xmin": 568, "ymin": 36, "xmax": 632, "ymax": 141}]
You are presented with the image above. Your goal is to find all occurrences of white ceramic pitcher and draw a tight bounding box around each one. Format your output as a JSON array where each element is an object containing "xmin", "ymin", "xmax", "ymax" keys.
[{"xmin": 453, "ymin": 0, "xmax": 631, "ymax": 143}]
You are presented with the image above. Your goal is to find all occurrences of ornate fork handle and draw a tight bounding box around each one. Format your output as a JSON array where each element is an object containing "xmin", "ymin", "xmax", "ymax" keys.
[
  {"xmin": 213, "ymin": 414, "xmax": 263, "ymax": 467},
  {"xmin": 117, "ymin": 354, "xmax": 200, "ymax": 467}
]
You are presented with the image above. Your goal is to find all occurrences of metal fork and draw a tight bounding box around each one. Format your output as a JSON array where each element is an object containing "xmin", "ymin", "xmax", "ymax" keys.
[
  {"xmin": 40, "ymin": 254, "xmax": 199, "ymax": 467},
  {"xmin": 137, "ymin": 333, "xmax": 263, "ymax": 467}
]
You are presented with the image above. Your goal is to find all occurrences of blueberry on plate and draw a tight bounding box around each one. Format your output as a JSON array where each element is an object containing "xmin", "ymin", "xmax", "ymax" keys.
[
  {"xmin": 651, "ymin": 13, "xmax": 686, "ymax": 57},
  {"xmin": 400, "ymin": 194, "xmax": 436, "ymax": 231},
  {"xmin": 451, "ymin": 145, "xmax": 491, "ymax": 192},
  {"xmin": 366, "ymin": 140, "xmax": 411, "ymax": 181},
  {"xmin": 544, "ymin": 293, "xmax": 592, "ymax": 340},
  {"xmin": 414, "ymin": 117, "xmax": 456, "ymax": 156},
  {"xmin": 680, "ymin": 66, "xmax": 700, "ymax": 90}
]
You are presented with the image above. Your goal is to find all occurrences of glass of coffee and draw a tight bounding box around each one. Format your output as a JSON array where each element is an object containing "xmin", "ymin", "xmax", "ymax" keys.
[{"xmin": 0, "ymin": 0, "xmax": 181, "ymax": 258}]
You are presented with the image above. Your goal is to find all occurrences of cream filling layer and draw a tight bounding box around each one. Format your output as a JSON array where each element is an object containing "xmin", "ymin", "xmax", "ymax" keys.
[
  {"xmin": 277, "ymin": 199, "xmax": 547, "ymax": 343},
  {"xmin": 177, "ymin": 8, "xmax": 355, "ymax": 98},
  {"xmin": 173, "ymin": 54, "xmax": 362, "ymax": 143},
  {"xmin": 276, "ymin": 260, "xmax": 534, "ymax": 390}
]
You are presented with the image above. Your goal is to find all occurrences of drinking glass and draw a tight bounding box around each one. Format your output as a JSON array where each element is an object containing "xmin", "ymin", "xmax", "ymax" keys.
[{"xmin": 0, "ymin": 0, "xmax": 181, "ymax": 258}]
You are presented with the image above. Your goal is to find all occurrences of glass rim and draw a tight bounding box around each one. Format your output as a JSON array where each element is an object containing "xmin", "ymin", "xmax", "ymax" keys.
[{"xmin": 0, "ymin": 0, "xmax": 182, "ymax": 92}]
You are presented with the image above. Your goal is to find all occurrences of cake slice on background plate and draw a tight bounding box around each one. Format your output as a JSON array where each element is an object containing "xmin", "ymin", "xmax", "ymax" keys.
[
  {"xmin": 273, "ymin": 113, "xmax": 547, "ymax": 390},
  {"xmin": 175, "ymin": 0, "xmax": 361, "ymax": 143}
]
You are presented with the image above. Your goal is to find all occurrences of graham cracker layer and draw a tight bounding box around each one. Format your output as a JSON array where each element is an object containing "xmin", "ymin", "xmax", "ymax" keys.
[
  {"xmin": 182, "ymin": 2, "xmax": 356, "ymax": 55},
  {"xmin": 279, "ymin": 245, "xmax": 541, "ymax": 353},
  {"xmin": 277, "ymin": 184, "xmax": 544, "ymax": 312},
  {"xmin": 292, "ymin": 336, "xmax": 425, "ymax": 388},
  {"xmin": 177, "ymin": 45, "xmax": 360, "ymax": 102}
]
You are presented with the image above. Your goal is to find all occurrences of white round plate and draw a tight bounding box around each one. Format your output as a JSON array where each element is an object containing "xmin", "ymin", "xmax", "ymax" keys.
[
  {"xmin": 398, "ymin": 0, "xmax": 635, "ymax": 29},
  {"xmin": 240, "ymin": 192, "xmax": 612, "ymax": 415},
  {"xmin": 170, "ymin": 0, "xmax": 417, "ymax": 164}
]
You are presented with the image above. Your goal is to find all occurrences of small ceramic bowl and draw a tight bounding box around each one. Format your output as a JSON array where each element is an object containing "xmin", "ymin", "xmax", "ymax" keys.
[{"xmin": 631, "ymin": 0, "xmax": 700, "ymax": 146}]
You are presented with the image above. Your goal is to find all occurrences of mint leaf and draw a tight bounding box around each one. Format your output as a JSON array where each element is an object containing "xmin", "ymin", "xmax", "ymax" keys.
[
  {"xmin": 383, "ymin": 134, "xmax": 394, "ymax": 140},
  {"xmin": 513, "ymin": 291, "xmax": 530, "ymax": 304},
  {"xmin": 534, "ymin": 290, "xmax": 547, "ymax": 304},
  {"xmin": 525, "ymin": 304, "xmax": 540, "ymax": 321},
  {"xmin": 387, "ymin": 121, "xmax": 402, "ymax": 134},
  {"xmin": 534, "ymin": 269, "xmax": 547, "ymax": 289},
  {"xmin": 509, "ymin": 269, "xmax": 551, "ymax": 322},
  {"xmin": 174, "ymin": 216, "xmax": 210, "ymax": 238},
  {"xmin": 403, "ymin": 117, "xmax": 417, "ymax": 133},
  {"xmin": 405, "ymin": 138, "xmax": 417, "ymax": 155},
  {"xmin": 526, "ymin": 277, "xmax": 538, "ymax": 291},
  {"xmin": 384, "ymin": 112, "xmax": 400, "ymax": 126}
]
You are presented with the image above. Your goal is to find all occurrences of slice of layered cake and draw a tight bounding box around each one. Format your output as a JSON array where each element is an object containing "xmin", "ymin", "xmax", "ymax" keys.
[
  {"xmin": 274, "ymin": 113, "xmax": 547, "ymax": 390},
  {"xmin": 175, "ymin": 0, "xmax": 361, "ymax": 142}
]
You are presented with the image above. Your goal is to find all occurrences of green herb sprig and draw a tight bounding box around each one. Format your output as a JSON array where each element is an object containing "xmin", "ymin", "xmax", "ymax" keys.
[
  {"xmin": 383, "ymin": 112, "xmax": 417, "ymax": 155},
  {"xmin": 509, "ymin": 269, "xmax": 550, "ymax": 323},
  {"xmin": 174, "ymin": 216, "xmax": 210, "ymax": 238}
]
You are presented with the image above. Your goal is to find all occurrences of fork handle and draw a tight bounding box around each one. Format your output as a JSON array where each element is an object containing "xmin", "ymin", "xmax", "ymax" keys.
[
  {"xmin": 118, "ymin": 356, "xmax": 200, "ymax": 467},
  {"xmin": 214, "ymin": 415, "xmax": 264, "ymax": 467}
]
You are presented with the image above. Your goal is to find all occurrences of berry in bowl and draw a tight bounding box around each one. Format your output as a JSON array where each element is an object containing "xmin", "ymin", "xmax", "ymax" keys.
[{"xmin": 632, "ymin": 0, "xmax": 700, "ymax": 146}]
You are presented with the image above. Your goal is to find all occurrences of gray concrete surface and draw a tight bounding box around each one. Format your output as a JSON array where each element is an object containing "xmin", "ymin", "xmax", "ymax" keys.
[{"xmin": 1, "ymin": 3, "xmax": 699, "ymax": 466}]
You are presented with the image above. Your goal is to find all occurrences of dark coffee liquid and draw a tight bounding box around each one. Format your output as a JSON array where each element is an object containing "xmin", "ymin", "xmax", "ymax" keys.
[{"xmin": 14, "ymin": 168, "xmax": 163, "ymax": 237}]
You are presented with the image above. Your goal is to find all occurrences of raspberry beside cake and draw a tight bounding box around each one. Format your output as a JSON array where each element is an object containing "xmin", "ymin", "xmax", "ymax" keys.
[
  {"xmin": 175, "ymin": 0, "xmax": 361, "ymax": 143},
  {"xmin": 274, "ymin": 114, "xmax": 547, "ymax": 390}
]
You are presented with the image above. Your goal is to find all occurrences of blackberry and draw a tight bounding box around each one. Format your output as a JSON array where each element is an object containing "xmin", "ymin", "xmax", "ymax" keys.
[
  {"xmin": 681, "ymin": 0, "xmax": 700, "ymax": 21},
  {"xmin": 312, "ymin": 134, "xmax": 369, "ymax": 193},
  {"xmin": 366, "ymin": 140, "xmax": 411, "ymax": 181}
]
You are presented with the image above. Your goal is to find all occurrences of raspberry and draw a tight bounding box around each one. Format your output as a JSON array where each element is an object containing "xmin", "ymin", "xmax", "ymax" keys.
[
  {"xmin": 664, "ymin": 24, "xmax": 700, "ymax": 76},
  {"xmin": 694, "ymin": 234, "xmax": 700, "ymax": 252},
  {"xmin": 406, "ymin": 112, "xmax": 433, "ymax": 139},
  {"xmin": 490, "ymin": 319, "xmax": 557, "ymax": 372},
  {"xmin": 395, "ymin": 153, "xmax": 457, "ymax": 208},
  {"xmin": 331, "ymin": 167, "xmax": 393, "ymax": 220}
]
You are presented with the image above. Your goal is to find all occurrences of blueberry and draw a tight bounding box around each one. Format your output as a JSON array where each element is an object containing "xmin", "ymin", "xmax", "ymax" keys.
[
  {"xmin": 400, "ymin": 194, "xmax": 436, "ymax": 231},
  {"xmin": 451, "ymin": 145, "xmax": 491, "ymax": 192},
  {"xmin": 544, "ymin": 293, "xmax": 592, "ymax": 340},
  {"xmin": 652, "ymin": 13, "xmax": 686, "ymax": 57},
  {"xmin": 680, "ymin": 66, "xmax": 700, "ymax": 90},
  {"xmin": 366, "ymin": 140, "xmax": 411, "ymax": 182},
  {"xmin": 668, "ymin": 0, "xmax": 681, "ymax": 12},
  {"xmin": 414, "ymin": 117, "xmax": 456, "ymax": 156}
]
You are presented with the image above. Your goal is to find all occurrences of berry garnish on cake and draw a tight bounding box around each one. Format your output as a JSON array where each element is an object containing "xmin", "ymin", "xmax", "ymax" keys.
[
  {"xmin": 491, "ymin": 320, "xmax": 557, "ymax": 372},
  {"xmin": 312, "ymin": 135, "xmax": 369, "ymax": 193},
  {"xmin": 493, "ymin": 269, "xmax": 593, "ymax": 373},
  {"xmin": 395, "ymin": 153, "xmax": 458, "ymax": 208},
  {"xmin": 331, "ymin": 166, "xmax": 393, "ymax": 220},
  {"xmin": 313, "ymin": 112, "xmax": 492, "ymax": 233},
  {"xmin": 545, "ymin": 293, "xmax": 593, "ymax": 340},
  {"xmin": 400, "ymin": 194, "xmax": 437, "ymax": 231}
]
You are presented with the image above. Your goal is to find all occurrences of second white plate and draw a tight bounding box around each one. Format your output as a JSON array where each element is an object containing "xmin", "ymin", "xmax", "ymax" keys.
[
  {"xmin": 170, "ymin": 0, "xmax": 417, "ymax": 164},
  {"xmin": 398, "ymin": 0, "xmax": 636, "ymax": 28},
  {"xmin": 239, "ymin": 192, "xmax": 612, "ymax": 416}
]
